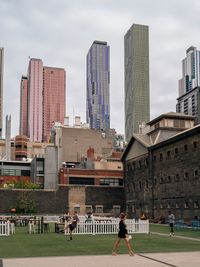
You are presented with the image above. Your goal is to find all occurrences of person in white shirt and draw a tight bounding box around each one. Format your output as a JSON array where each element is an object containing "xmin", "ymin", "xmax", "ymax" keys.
[{"xmin": 168, "ymin": 211, "xmax": 175, "ymax": 236}]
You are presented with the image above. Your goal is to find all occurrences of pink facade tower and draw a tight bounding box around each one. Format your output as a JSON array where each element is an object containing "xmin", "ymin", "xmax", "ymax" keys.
[
  {"xmin": 43, "ymin": 67, "xmax": 66, "ymax": 142},
  {"xmin": 19, "ymin": 76, "xmax": 28, "ymax": 136},
  {"xmin": 27, "ymin": 58, "xmax": 43, "ymax": 142},
  {"xmin": 19, "ymin": 58, "xmax": 66, "ymax": 142}
]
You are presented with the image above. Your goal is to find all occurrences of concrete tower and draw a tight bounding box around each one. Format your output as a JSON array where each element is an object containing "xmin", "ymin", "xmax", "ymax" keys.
[{"xmin": 124, "ymin": 24, "xmax": 150, "ymax": 142}]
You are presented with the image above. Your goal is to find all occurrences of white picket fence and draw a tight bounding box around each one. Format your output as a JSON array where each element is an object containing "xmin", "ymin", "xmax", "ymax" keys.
[
  {"xmin": 64, "ymin": 219, "xmax": 149, "ymax": 235},
  {"xmin": 0, "ymin": 221, "xmax": 15, "ymax": 236}
]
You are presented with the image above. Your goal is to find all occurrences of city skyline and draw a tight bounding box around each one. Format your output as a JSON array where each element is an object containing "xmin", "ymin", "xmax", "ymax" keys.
[{"xmin": 1, "ymin": 0, "xmax": 200, "ymax": 137}]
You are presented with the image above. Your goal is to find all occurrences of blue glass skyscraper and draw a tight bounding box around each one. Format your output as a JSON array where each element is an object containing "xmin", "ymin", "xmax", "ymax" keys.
[{"xmin": 86, "ymin": 41, "xmax": 110, "ymax": 131}]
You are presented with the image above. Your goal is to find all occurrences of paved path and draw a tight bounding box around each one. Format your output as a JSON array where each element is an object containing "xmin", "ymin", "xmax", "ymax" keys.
[
  {"xmin": 2, "ymin": 252, "xmax": 200, "ymax": 267},
  {"xmin": 151, "ymin": 232, "xmax": 200, "ymax": 242}
]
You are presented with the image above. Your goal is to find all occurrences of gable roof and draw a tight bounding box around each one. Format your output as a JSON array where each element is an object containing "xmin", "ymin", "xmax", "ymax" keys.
[{"xmin": 121, "ymin": 133, "xmax": 151, "ymax": 162}]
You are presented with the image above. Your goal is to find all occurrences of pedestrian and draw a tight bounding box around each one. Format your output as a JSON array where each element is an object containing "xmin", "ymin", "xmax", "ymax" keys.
[
  {"xmin": 168, "ymin": 211, "xmax": 175, "ymax": 236},
  {"xmin": 112, "ymin": 212, "xmax": 134, "ymax": 256},
  {"xmin": 64, "ymin": 211, "xmax": 79, "ymax": 240}
]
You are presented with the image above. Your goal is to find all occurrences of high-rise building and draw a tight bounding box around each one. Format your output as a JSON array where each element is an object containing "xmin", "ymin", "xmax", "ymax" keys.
[
  {"xmin": 20, "ymin": 58, "xmax": 66, "ymax": 142},
  {"xmin": 124, "ymin": 24, "xmax": 150, "ymax": 142},
  {"xmin": 27, "ymin": 58, "xmax": 43, "ymax": 142},
  {"xmin": 0, "ymin": 48, "xmax": 4, "ymax": 139},
  {"xmin": 19, "ymin": 76, "xmax": 28, "ymax": 136},
  {"xmin": 43, "ymin": 66, "xmax": 66, "ymax": 142},
  {"xmin": 176, "ymin": 46, "xmax": 200, "ymax": 124},
  {"xmin": 86, "ymin": 41, "xmax": 110, "ymax": 131}
]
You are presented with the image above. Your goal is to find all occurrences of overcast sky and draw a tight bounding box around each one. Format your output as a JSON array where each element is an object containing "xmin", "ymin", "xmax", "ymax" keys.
[{"xmin": 1, "ymin": 0, "xmax": 200, "ymax": 138}]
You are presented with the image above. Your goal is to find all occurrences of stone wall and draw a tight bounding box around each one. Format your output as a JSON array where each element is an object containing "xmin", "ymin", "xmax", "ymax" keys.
[
  {"xmin": 0, "ymin": 187, "xmax": 69, "ymax": 214},
  {"xmin": 125, "ymin": 129, "xmax": 200, "ymax": 221},
  {"xmin": 0, "ymin": 186, "xmax": 125, "ymax": 215}
]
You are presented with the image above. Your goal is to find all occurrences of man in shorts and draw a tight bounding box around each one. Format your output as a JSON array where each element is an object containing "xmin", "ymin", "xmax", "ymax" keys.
[{"xmin": 65, "ymin": 211, "xmax": 79, "ymax": 240}]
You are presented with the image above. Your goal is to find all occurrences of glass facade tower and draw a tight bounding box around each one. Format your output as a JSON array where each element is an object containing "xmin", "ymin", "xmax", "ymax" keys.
[
  {"xmin": 177, "ymin": 46, "xmax": 200, "ymax": 124},
  {"xmin": 124, "ymin": 24, "xmax": 150, "ymax": 142},
  {"xmin": 86, "ymin": 41, "xmax": 110, "ymax": 131}
]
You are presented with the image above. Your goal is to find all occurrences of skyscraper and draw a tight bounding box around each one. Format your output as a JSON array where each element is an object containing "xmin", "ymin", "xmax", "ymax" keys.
[
  {"xmin": 0, "ymin": 48, "xmax": 4, "ymax": 139},
  {"xmin": 176, "ymin": 46, "xmax": 200, "ymax": 124},
  {"xmin": 20, "ymin": 58, "xmax": 66, "ymax": 142},
  {"xmin": 19, "ymin": 76, "xmax": 28, "ymax": 136},
  {"xmin": 86, "ymin": 41, "xmax": 110, "ymax": 131},
  {"xmin": 27, "ymin": 58, "xmax": 43, "ymax": 142},
  {"xmin": 124, "ymin": 24, "xmax": 150, "ymax": 142},
  {"xmin": 43, "ymin": 66, "xmax": 66, "ymax": 142}
]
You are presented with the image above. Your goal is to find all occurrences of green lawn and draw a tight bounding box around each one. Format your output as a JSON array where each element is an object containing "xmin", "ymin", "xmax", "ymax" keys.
[
  {"xmin": 0, "ymin": 224, "xmax": 200, "ymax": 258},
  {"xmin": 150, "ymin": 223, "xmax": 200, "ymax": 239}
]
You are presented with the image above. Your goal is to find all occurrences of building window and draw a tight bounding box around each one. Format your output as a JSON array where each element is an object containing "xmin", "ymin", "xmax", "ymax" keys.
[
  {"xmin": 138, "ymin": 160, "xmax": 142, "ymax": 169},
  {"xmin": 175, "ymin": 148, "xmax": 178, "ymax": 155},
  {"xmin": 145, "ymin": 158, "xmax": 148, "ymax": 166},
  {"xmin": 113, "ymin": 205, "xmax": 121, "ymax": 215},
  {"xmin": 160, "ymin": 153, "xmax": 163, "ymax": 161},
  {"xmin": 194, "ymin": 201, "xmax": 199, "ymax": 209},
  {"xmin": 184, "ymin": 172, "xmax": 189, "ymax": 180},
  {"xmin": 139, "ymin": 181, "xmax": 142, "ymax": 190},
  {"xmin": 160, "ymin": 177, "xmax": 164, "ymax": 184},
  {"xmin": 95, "ymin": 205, "xmax": 103, "ymax": 214},
  {"xmin": 167, "ymin": 151, "xmax": 171, "ymax": 158},
  {"xmin": 194, "ymin": 170, "xmax": 198, "ymax": 178},
  {"xmin": 167, "ymin": 176, "xmax": 171, "ymax": 183},
  {"xmin": 160, "ymin": 203, "xmax": 163, "ymax": 209},
  {"xmin": 167, "ymin": 203, "xmax": 171, "ymax": 209},
  {"xmin": 74, "ymin": 205, "xmax": 80, "ymax": 213},
  {"xmin": 184, "ymin": 144, "xmax": 188, "ymax": 151},
  {"xmin": 132, "ymin": 205, "xmax": 135, "ymax": 212},
  {"xmin": 85, "ymin": 205, "xmax": 93, "ymax": 214},
  {"xmin": 193, "ymin": 141, "xmax": 198, "ymax": 148},
  {"xmin": 175, "ymin": 174, "xmax": 180, "ymax": 182},
  {"xmin": 153, "ymin": 155, "xmax": 156, "ymax": 161},
  {"xmin": 99, "ymin": 178, "xmax": 123, "ymax": 187},
  {"xmin": 175, "ymin": 203, "xmax": 179, "ymax": 209},
  {"xmin": 184, "ymin": 202, "xmax": 189, "ymax": 209},
  {"xmin": 69, "ymin": 177, "xmax": 94, "ymax": 185},
  {"xmin": 132, "ymin": 162, "xmax": 135, "ymax": 170}
]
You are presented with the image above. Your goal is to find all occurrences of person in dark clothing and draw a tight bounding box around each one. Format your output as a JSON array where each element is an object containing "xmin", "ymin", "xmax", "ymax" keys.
[
  {"xmin": 112, "ymin": 212, "xmax": 134, "ymax": 256},
  {"xmin": 64, "ymin": 211, "xmax": 79, "ymax": 240}
]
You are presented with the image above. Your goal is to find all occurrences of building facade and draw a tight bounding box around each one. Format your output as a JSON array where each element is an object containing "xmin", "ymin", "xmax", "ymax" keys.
[
  {"xmin": 122, "ymin": 112, "xmax": 200, "ymax": 222},
  {"xmin": 27, "ymin": 58, "xmax": 43, "ymax": 142},
  {"xmin": 19, "ymin": 76, "xmax": 28, "ymax": 136},
  {"xmin": 86, "ymin": 41, "xmax": 110, "ymax": 131},
  {"xmin": 20, "ymin": 58, "xmax": 66, "ymax": 142},
  {"xmin": 0, "ymin": 48, "xmax": 4, "ymax": 139},
  {"xmin": 178, "ymin": 46, "xmax": 200, "ymax": 96},
  {"xmin": 124, "ymin": 24, "xmax": 150, "ymax": 141},
  {"xmin": 43, "ymin": 66, "xmax": 66, "ymax": 142},
  {"xmin": 177, "ymin": 46, "xmax": 200, "ymax": 124}
]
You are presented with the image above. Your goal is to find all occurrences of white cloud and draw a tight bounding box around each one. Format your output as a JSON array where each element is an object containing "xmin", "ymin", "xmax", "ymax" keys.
[{"xmin": 1, "ymin": 0, "xmax": 200, "ymax": 137}]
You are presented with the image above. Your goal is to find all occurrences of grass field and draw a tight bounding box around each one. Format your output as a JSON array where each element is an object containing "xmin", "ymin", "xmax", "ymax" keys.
[{"xmin": 0, "ymin": 224, "xmax": 200, "ymax": 258}]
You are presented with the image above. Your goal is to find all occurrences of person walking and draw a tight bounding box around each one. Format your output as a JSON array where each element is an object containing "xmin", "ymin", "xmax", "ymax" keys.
[
  {"xmin": 112, "ymin": 212, "xmax": 134, "ymax": 256},
  {"xmin": 168, "ymin": 211, "xmax": 175, "ymax": 236},
  {"xmin": 64, "ymin": 211, "xmax": 79, "ymax": 240}
]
